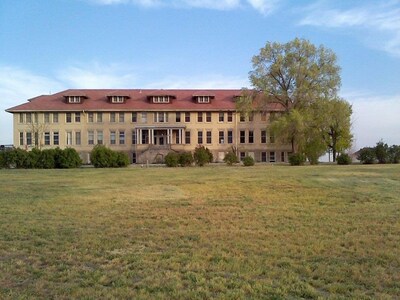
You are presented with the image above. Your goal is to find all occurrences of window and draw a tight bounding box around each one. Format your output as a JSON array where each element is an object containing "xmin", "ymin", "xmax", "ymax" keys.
[
  {"xmin": 53, "ymin": 113, "xmax": 58, "ymax": 123},
  {"xmin": 198, "ymin": 131, "xmax": 203, "ymax": 144},
  {"xmin": 141, "ymin": 112, "xmax": 147, "ymax": 123},
  {"xmin": 240, "ymin": 152, "xmax": 246, "ymax": 161},
  {"xmin": 19, "ymin": 132, "xmax": 24, "ymax": 146},
  {"xmin": 240, "ymin": 130, "xmax": 246, "ymax": 144},
  {"xmin": 219, "ymin": 131, "xmax": 225, "ymax": 144},
  {"xmin": 227, "ymin": 130, "xmax": 233, "ymax": 144},
  {"xmin": 248, "ymin": 130, "xmax": 254, "ymax": 144},
  {"xmin": 131, "ymin": 112, "xmax": 137, "ymax": 122},
  {"xmin": 185, "ymin": 112, "xmax": 190, "ymax": 122},
  {"xmin": 261, "ymin": 152, "xmax": 267, "ymax": 162},
  {"xmin": 110, "ymin": 96, "xmax": 125, "ymax": 103},
  {"xmin": 97, "ymin": 131, "xmax": 103, "ymax": 145},
  {"xmin": 219, "ymin": 112, "xmax": 224, "ymax": 122},
  {"xmin": 53, "ymin": 132, "xmax": 59, "ymax": 145},
  {"xmin": 88, "ymin": 131, "xmax": 94, "ymax": 145},
  {"xmin": 261, "ymin": 130, "xmax": 267, "ymax": 144},
  {"xmin": 119, "ymin": 112, "xmax": 125, "ymax": 123},
  {"xmin": 26, "ymin": 113, "xmax": 32, "ymax": 123},
  {"xmin": 151, "ymin": 96, "xmax": 171, "ymax": 103},
  {"xmin": 26, "ymin": 132, "xmax": 32, "ymax": 145},
  {"xmin": 110, "ymin": 131, "xmax": 116, "ymax": 145},
  {"xmin": 44, "ymin": 113, "xmax": 50, "ymax": 123},
  {"xmin": 75, "ymin": 112, "xmax": 81, "ymax": 123},
  {"xmin": 261, "ymin": 112, "xmax": 267, "ymax": 122},
  {"xmin": 281, "ymin": 152, "xmax": 285, "ymax": 162},
  {"xmin": 196, "ymin": 96, "xmax": 211, "ymax": 103},
  {"xmin": 227, "ymin": 112, "xmax": 233, "ymax": 122},
  {"xmin": 66, "ymin": 131, "xmax": 72, "ymax": 145},
  {"xmin": 67, "ymin": 96, "xmax": 81, "ymax": 103},
  {"xmin": 132, "ymin": 130, "xmax": 137, "ymax": 145},
  {"xmin": 19, "ymin": 113, "xmax": 24, "ymax": 123},
  {"xmin": 269, "ymin": 151, "xmax": 276, "ymax": 163},
  {"xmin": 197, "ymin": 112, "xmax": 203, "ymax": 122},
  {"xmin": 97, "ymin": 112, "xmax": 103, "ymax": 123},
  {"xmin": 155, "ymin": 112, "xmax": 168, "ymax": 123},
  {"xmin": 66, "ymin": 113, "xmax": 72, "ymax": 123},
  {"xmin": 176, "ymin": 112, "xmax": 181, "ymax": 122},
  {"xmin": 206, "ymin": 130, "xmax": 212, "ymax": 144},
  {"xmin": 110, "ymin": 112, "xmax": 116, "ymax": 123},
  {"xmin": 88, "ymin": 113, "xmax": 94, "ymax": 123},
  {"xmin": 119, "ymin": 130, "xmax": 125, "ymax": 145},
  {"xmin": 75, "ymin": 132, "xmax": 81, "ymax": 145},
  {"xmin": 141, "ymin": 130, "xmax": 149, "ymax": 144},
  {"xmin": 185, "ymin": 131, "xmax": 191, "ymax": 144},
  {"xmin": 249, "ymin": 113, "xmax": 254, "ymax": 122},
  {"xmin": 206, "ymin": 112, "xmax": 212, "ymax": 122},
  {"xmin": 240, "ymin": 113, "xmax": 245, "ymax": 122}
]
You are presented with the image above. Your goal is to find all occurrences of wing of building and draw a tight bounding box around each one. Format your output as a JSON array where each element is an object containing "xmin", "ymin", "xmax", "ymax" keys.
[{"xmin": 6, "ymin": 89, "xmax": 291, "ymax": 164}]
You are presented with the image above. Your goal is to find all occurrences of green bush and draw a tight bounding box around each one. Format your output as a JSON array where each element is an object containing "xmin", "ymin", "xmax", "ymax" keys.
[
  {"xmin": 357, "ymin": 147, "xmax": 376, "ymax": 164},
  {"xmin": 165, "ymin": 152, "xmax": 180, "ymax": 167},
  {"xmin": 90, "ymin": 145, "xmax": 128, "ymax": 168},
  {"xmin": 336, "ymin": 153, "xmax": 352, "ymax": 165},
  {"xmin": 289, "ymin": 153, "xmax": 306, "ymax": 166},
  {"xmin": 242, "ymin": 155, "xmax": 255, "ymax": 166},
  {"xmin": 38, "ymin": 149, "xmax": 56, "ymax": 169},
  {"xmin": 223, "ymin": 151, "xmax": 239, "ymax": 166},
  {"xmin": 193, "ymin": 146, "xmax": 213, "ymax": 167},
  {"xmin": 115, "ymin": 152, "xmax": 130, "ymax": 167},
  {"xmin": 179, "ymin": 152, "xmax": 194, "ymax": 167}
]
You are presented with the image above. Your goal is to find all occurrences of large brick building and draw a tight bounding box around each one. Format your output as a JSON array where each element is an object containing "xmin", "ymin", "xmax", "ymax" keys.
[{"xmin": 6, "ymin": 89, "xmax": 291, "ymax": 164}]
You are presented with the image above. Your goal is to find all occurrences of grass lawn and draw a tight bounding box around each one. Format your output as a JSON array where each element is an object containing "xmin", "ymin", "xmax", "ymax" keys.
[{"xmin": 0, "ymin": 164, "xmax": 399, "ymax": 299}]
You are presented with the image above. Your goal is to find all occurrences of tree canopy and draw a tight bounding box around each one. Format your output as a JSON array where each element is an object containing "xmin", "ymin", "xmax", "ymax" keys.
[
  {"xmin": 244, "ymin": 38, "xmax": 352, "ymax": 162},
  {"xmin": 249, "ymin": 38, "xmax": 341, "ymax": 111}
]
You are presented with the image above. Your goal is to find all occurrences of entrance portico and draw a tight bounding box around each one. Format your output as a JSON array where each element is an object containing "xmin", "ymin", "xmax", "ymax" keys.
[{"xmin": 135, "ymin": 126, "xmax": 186, "ymax": 145}]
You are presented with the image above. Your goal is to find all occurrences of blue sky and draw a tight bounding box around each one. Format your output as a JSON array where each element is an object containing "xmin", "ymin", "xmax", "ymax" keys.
[{"xmin": 1, "ymin": 0, "xmax": 399, "ymax": 149}]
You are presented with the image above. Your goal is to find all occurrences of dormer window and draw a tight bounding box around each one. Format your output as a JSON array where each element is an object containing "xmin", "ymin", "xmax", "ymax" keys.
[
  {"xmin": 193, "ymin": 95, "xmax": 214, "ymax": 104},
  {"xmin": 109, "ymin": 96, "xmax": 126, "ymax": 104},
  {"xmin": 149, "ymin": 95, "xmax": 175, "ymax": 104},
  {"xmin": 66, "ymin": 96, "xmax": 82, "ymax": 103}
]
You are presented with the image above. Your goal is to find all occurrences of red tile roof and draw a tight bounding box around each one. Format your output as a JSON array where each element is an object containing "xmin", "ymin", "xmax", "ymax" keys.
[{"xmin": 6, "ymin": 89, "xmax": 285, "ymax": 112}]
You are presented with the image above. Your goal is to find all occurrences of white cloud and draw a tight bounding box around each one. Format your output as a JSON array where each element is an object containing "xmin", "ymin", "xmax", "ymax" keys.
[
  {"xmin": 87, "ymin": 0, "xmax": 280, "ymax": 14},
  {"xmin": 0, "ymin": 66, "xmax": 65, "ymax": 144},
  {"xmin": 298, "ymin": 1, "xmax": 400, "ymax": 57},
  {"xmin": 58, "ymin": 62, "xmax": 139, "ymax": 89},
  {"xmin": 144, "ymin": 74, "xmax": 249, "ymax": 89},
  {"xmin": 341, "ymin": 90, "xmax": 400, "ymax": 149}
]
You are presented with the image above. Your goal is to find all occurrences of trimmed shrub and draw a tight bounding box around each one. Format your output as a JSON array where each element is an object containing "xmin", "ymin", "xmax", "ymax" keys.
[
  {"xmin": 57, "ymin": 148, "xmax": 82, "ymax": 168},
  {"xmin": 357, "ymin": 147, "xmax": 376, "ymax": 164},
  {"xmin": 336, "ymin": 153, "xmax": 352, "ymax": 165},
  {"xmin": 193, "ymin": 146, "xmax": 213, "ymax": 166},
  {"xmin": 223, "ymin": 151, "xmax": 239, "ymax": 166},
  {"xmin": 289, "ymin": 153, "xmax": 306, "ymax": 166},
  {"xmin": 242, "ymin": 155, "xmax": 255, "ymax": 166},
  {"xmin": 179, "ymin": 152, "xmax": 194, "ymax": 167},
  {"xmin": 90, "ymin": 145, "xmax": 128, "ymax": 168},
  {"xmin": 165, "ymin": 152, "xmax": 180, "ymax": 167},
  {"xmin": 38, "ymin": 149, "xmax": 56, "ymax": 169}
]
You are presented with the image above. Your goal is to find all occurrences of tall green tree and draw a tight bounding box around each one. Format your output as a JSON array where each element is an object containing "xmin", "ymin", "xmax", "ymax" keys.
[
  {"xmin": 247, "ymin": 38, "xmax": 344, "ymax": 156},
  {"xmin": 313, "ymin": 98, "xmax": 353, "ymax": 162}
]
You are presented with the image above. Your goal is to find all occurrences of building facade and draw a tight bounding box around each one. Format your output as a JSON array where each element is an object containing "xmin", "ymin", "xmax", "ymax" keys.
[{"xmin": 6, "ymin": 89, "xmax": 291, "ymax": 164}]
